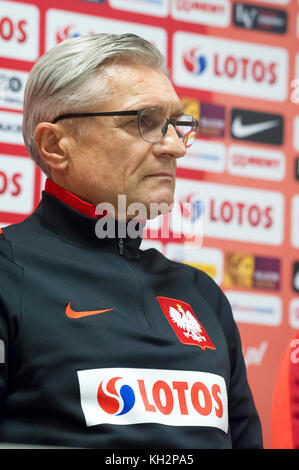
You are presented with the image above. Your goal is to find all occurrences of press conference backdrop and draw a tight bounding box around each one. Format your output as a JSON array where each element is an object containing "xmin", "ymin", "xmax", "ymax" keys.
[{"xmin": 0, "ymin": 0, "xmax": 298, "ymax": 449}]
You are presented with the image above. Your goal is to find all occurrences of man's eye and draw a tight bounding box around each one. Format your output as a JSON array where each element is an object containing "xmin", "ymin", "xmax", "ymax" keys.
[
  {"xmin": 140, "ymin": 115, "xmax": 160, "ymax": 131},
  {"xmin": 121, "ymin": 117, "xmax": 137, "ymax": 127},
  {"xmin": 140, "ymin": 116, "xmax": 154, "ymax": 128}
]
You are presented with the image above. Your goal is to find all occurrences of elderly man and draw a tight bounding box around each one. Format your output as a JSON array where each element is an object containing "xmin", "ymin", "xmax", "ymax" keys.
[{"xmin": 0, "ymin": 34, "xmax": 263, "ymax": 449}]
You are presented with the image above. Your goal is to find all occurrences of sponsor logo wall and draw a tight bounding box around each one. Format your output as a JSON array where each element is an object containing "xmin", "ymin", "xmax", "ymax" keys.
[{"xmin": 0, "ymin": 0, "xmax": 298, "ymax": 449}]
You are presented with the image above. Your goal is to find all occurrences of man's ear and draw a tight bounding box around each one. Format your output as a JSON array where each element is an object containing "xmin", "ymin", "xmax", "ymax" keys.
[{"xmin": 34, "ymin": 123, "xmax": 69, "ymax": 173}]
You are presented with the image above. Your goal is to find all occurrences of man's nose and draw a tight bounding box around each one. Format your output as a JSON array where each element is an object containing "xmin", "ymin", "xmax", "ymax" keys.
[{"xmin": 153, "ymin": 124, "xmax": 187, "ymax": 159}]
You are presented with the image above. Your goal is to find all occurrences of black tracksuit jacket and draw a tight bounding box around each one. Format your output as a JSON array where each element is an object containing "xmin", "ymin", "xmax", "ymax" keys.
[{"xmin": 0, "ymin": 184, "xmax": 263, "ymax": 449}]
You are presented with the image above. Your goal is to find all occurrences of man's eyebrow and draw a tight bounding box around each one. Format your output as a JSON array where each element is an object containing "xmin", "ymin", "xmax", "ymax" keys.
[
  {"xmin": 145, "ymin": 106, "xmax": 185, "ymax": 117},
  {"xmin": 117, "ymin": 105, "xmax": 185, "ymax": 117},
  {"xmin": 172, "ymin": 109, "xmax": 185, "ymax": 117},
  {"xmin": 155, "ymin": 105, "xmax": 185, "ymax": 116}
]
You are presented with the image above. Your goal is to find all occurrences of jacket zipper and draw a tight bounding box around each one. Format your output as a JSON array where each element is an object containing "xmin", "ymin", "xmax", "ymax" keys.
[
  {"xmin": 118, "ymin": 238, "xmax": 124, "ymax": 255},
  {"xmin": 117, "ymin": 238, "xmax": 152, "ymax": 330}
]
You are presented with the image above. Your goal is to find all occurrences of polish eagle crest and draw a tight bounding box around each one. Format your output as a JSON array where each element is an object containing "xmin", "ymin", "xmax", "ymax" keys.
[{"xmin": 169, "ymin": 304, "xmax": 207, "ymax": 344}]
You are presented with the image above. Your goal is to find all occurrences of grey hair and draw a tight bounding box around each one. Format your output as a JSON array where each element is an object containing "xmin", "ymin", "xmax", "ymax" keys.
[{"xmin": 22, "ymin": 33, "xmax": 169, "ymax": 175}]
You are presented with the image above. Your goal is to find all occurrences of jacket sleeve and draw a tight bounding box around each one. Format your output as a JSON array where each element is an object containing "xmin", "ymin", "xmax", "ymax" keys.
[
  {"xmin": 194, "ymin": 268, "xmax": 263, "ymax": 448},
  {"xmin": 218, "ymin": 291, "xmax": 263, "ymax": 448},
  {"xmin": 0, "ymin": 236, "xmax": 23, "ymax": 414},
  {"xmin": 0, "ymin": 302, "xmax": 8, "ymax": 410}
]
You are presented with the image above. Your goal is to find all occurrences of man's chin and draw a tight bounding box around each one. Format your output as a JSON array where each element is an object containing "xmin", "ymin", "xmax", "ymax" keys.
[{"xmin": 113, "ymin": 193, "xmax": 175, "ymax": 221}]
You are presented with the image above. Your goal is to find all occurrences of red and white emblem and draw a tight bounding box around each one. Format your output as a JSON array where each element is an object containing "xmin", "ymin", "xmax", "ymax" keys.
[{"xmin": 157, "ymin": 297, "xmax": 216, "ymax": 351}]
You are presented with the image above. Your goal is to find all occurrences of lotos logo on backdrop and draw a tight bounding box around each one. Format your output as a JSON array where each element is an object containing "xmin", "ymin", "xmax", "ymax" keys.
[
  {"xmin": 173, "ymin": 32, "xmax": 288, "ymax": 101},
  {"xmin": 183, "ymin": 47, "xmax": 207, "ymax": 75},
  {"xmin": 182, "ymin": 43, "xmax": 277, "ymax": 84},
  {"xmin": 179, "ymin": 194, "xmax": 203, "ymax": 222},
  {"xmin": 0, "ymin": 1, "xmax": 39, "ymax": 61},
  {"xmin": 46, "ymin": 9, "xmax": 167, "ymax": 56},
  {"xmin": 56, "ymin": 25, "xmax": 93, "ymax": 43},
  {"xmin": 174, "ymin": 178, "xmax": 284, "ymax": 246},
  {"xmin": 77, "ymin": 367, "xmax": 228, "ymax": 431}
]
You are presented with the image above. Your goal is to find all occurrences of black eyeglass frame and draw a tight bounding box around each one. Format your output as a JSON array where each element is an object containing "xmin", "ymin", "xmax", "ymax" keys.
[{"xmin": 52, "ymin": 108, "xmax": 199, "ymax": 145}]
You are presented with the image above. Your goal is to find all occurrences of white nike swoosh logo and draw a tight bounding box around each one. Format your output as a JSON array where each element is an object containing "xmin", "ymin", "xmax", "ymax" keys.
[{"xmin": 232, "ymin": 116, "xmax": 279, "ymax": 138}]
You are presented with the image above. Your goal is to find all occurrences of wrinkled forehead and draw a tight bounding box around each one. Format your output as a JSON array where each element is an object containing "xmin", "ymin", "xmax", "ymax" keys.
[{"xmin": 98, "ymin": 62, "xmax": 183, "ymax": 114}]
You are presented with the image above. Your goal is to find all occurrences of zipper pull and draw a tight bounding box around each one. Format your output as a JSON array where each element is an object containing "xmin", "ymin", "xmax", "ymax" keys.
[{"xmin": 119, "ymin": 238, "xmax": 124, "ymax": 255}]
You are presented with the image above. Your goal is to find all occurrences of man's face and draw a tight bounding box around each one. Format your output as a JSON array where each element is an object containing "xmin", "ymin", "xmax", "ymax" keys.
[{"xmin": 62, "ymin": 63, "xmax": 186, "ymax": 219}]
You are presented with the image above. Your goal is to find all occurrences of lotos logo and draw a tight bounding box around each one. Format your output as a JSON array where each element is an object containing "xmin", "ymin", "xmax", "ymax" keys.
[
  {"xmin": 46, "ymin": 10, "xmax": 167, "ymax": 56},
  {"xmin": 56, "ymin": 25, "xmax": 92, "ymax": 43},
  {"xmin": 168, "ymin": 193, "xmax": 204, "ymax": 244},
  {"xmin": 174, "ymin": 178, "xmax": 284, "ymax": 246},
  {"xmin": 174, "ymin": 32, "xmax": 288, "ymax": 102},
  {"xmin": 0, "ymin": 1, "xmax": 39, "ymax": 61},
  {"xmin": 77, "ymin": 367, "xmax": 228, "ymax": 431},
  {"xmin": 183, "ymin": 47, "xmax": 207, "ymax": 75},
  {"xmin": 0, "ymin": 154, "xmax": 35, "ymax": 217},
  {"xmin": 97, "ymin": 377, "xmax": 135, "ymax": 416},
  {"xmin": 179, "ymin": 194, "xmax": 203, "ymax": 222}
]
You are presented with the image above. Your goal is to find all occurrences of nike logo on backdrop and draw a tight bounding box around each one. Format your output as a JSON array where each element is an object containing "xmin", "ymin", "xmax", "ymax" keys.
[
  {"xmin": 231, "ymin": 116, "xmax": 279, "ymax": 138},
  {"xmin": 65, "ymin": 302, "xmax": 114, "ymax": 319}
]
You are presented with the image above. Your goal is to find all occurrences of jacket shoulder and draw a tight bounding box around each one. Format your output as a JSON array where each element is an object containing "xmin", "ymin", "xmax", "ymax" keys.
[
  {"xmin": 144, "ymin": 247, "xmax": 236, "ymax": 333},
  {"xmin": 141, "ymin": 245, "xmax": 226, "ymax": 309},
  {"xmin": 0, "ymin": 226, "xmax": 24, "ymax": 276}
]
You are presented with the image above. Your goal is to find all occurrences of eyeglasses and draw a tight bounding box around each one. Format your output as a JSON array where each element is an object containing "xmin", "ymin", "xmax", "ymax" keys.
[{"xmin": 52, "ymin": 107, "xmax": 199, "ymax": 148}]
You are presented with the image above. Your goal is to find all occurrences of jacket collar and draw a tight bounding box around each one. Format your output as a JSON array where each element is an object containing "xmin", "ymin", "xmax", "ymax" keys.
[
  {"xmin": 45, "ymin": 178, "xmax": 100, "ymax": 219},
  {"xmin": 39, "ymin": 178, "xmax": 143, "ymax": 258}
]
